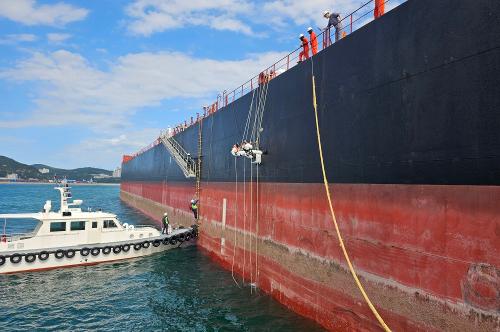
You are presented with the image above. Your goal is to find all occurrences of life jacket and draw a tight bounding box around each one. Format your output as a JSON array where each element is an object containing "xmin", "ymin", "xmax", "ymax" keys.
[{"xmin": 191, "ymin": 203, "xmax": 198, "ymax": 210}]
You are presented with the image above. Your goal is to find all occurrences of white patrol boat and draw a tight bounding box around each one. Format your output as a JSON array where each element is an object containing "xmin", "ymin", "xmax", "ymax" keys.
[{"xmin": 0, "ymin": 183, "xmax": 197, "ymax": 274}]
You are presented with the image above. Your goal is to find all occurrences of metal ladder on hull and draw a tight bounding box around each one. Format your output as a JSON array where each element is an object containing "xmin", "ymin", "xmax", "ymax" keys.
[
  {"xmin": 159, "ymin": 135, "xmax": 196, "ymax": 178},
  {"xmin": 195, "ymin": 120, "xmax": 203, "ymax": 198}
]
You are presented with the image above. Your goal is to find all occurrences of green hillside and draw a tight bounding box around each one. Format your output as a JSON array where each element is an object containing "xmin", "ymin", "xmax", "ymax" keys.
[{"xmin": 0, "ymin": 156, "xmax": 115, "ymax": 182}]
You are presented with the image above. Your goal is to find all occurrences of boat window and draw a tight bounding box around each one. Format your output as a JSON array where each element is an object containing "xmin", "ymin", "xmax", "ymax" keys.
[
  {"xmin": 103, "ymin": 220, "xmax": 117, "ymax": 228},
  {"xmin": 92, "ymin": 221, "xmax": 98, "ymax": 228},
  {"xmin": 70, "ymin": 221, "xmax": 86, "ymax": 231},
  {"xmin": 50, "ymin": 222, "xmax": 66, "ymax": 232}
]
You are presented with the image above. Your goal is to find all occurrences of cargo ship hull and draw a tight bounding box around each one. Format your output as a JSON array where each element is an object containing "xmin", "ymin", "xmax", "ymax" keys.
[{"xmin": 121, "ymin": 0, "xmax": 500, "ymax": 330}]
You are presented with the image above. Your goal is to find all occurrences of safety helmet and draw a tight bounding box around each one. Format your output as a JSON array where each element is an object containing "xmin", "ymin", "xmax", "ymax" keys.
[
  {"xmin": 191, "ymin": 199, "xmax": 195, "ymax": 203},
  {"xmin": 307, "ymin": 27, "xmax": 313, "ymax": 32},
  {"xmin": 164, "ymin": 212, "xmax": 168, "ymax": 216},
  {"xmin": 323, "ymin": 10, "xmax": 330, "ymax": 17},
  {"xmin": 299, "ymin": 34, "xmax": 304, "ymax": 39}
]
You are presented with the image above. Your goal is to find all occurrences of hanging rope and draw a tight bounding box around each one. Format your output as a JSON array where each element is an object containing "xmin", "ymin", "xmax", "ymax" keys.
[
  {"xmin": 311, "ymin": 72, "xmax": 391, "ymax": 332},
  {"xmin": 231, "ymin": 157, "xmax": 242, "ymax": 288},
  {"xmin": 242, "ymin": 159, "xmax": 246, "ymax": 284}
]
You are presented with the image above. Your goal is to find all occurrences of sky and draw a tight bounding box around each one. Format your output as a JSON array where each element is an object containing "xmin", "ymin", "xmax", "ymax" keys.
[{"xmin": 0, "ymin": 0, "xmax": 403, "ymax": 170}]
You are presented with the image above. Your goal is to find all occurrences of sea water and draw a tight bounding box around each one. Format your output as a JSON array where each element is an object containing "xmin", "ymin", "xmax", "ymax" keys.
[{"xmin": 0, "ymin": 184, "xmax": 324, "ymax": 331}]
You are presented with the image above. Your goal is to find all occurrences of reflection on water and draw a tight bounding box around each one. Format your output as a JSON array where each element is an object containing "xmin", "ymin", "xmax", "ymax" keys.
[{"xmin": 0, "ymin": 185, "xmax": 324, "ymax": 331}]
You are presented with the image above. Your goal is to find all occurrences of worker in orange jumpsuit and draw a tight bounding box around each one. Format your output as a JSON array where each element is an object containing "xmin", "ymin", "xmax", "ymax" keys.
[
  {"xmin": 308, "ymin": 27, "xmax": 318, "ymax": 55},
  {"xmin": 299, "ymin": 34, "xmax": 309, "ymax": 62}
]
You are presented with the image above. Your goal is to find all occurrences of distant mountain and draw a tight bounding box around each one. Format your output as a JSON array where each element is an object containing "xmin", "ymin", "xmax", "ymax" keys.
[
  {"xmin": 0, "ymin": 156, "xmax": 41, "ymax": 179},
  {"xmin": 0, "ymin": 156, "xmax": 115, "ymax": 182},
  {"xmin": 31, "ymin": 164, "xmax": 112, "ymax": 180}
]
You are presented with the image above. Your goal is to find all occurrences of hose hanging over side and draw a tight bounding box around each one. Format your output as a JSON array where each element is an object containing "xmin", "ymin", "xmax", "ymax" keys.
[{"xmin": 311, "ymin": 73, "xmax": 391, "ymax": 332}]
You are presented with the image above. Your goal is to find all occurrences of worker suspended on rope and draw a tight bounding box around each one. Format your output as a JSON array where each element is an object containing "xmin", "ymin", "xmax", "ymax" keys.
[
  {"xmin": 299, "ymin": 34, "xmax": 310, "ymax": 62},
  {"xmin": 190, "ymin": 199, "xmax": 199, "ymax": 220}
]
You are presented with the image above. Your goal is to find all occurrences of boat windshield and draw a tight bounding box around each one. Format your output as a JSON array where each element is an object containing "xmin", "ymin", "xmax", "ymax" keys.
[{"xmin": 1, "ymin": 217, "xmax": 41, "ymax": 242}]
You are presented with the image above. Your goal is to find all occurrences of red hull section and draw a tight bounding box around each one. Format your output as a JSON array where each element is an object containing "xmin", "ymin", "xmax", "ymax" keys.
[{"xmin": 121, "ymin": 181, "xmax": 499, "ymax": 331}]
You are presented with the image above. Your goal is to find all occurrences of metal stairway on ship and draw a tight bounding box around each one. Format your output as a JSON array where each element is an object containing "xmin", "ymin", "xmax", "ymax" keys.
[{"xmin": 160, "ymin": 135, "xmax": 196, "ymax": 178}]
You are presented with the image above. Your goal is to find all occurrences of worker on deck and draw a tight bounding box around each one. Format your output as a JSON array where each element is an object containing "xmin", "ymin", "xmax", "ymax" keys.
[
  {"xmin": 308, "ymin": 27, "xmax": 318, "ymax": 55},
  {"xmin": 298, "ymin": 34, "xmax": 309, "ymax": 62},
  {"xmin": 161, "ymin": 212, "xmax": 169, "ymax": 234},
  {"xmin": 323, "ymin": 11, "xmax": 342, "ymax": 44},
  {"xmin": 190, "ymin": 199, "xmax": 199, "ymax": 220}
]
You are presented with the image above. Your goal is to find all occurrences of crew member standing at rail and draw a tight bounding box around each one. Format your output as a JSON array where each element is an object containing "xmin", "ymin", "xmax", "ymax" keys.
[
  {"xmin": 308, "ymin": 27, "xmax": 318, "ymax": 55},
  {"xmin": 299, "ymin": 34, "xmax": 309, "ymax": 62},
  {"xmin": 323, "ymin": 11, "xmax": 342, "ymax": 43}
]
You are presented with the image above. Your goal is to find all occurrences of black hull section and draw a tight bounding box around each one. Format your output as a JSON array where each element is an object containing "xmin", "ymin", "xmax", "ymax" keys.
[{"xmin": 122, "ymin": 0, "xmax": 500, "ymax": 185}]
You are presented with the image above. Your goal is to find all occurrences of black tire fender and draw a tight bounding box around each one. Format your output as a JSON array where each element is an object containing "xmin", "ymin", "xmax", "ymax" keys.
[
  {"xmin": 65, "ymin": 249, "xmax": 76, "ymax": 258},
  {"xmin": 25, "ymin": 253, "xmax": 36, "ymax": 263},
  {"xmin": 142, "ymin": 241, "xmax": 150, "ymax": 249},
  {"xmin": 80, "ymin": 247, "xmax": 90, "ymax": 257},
  {"xmin": 133, "ymin": 243, "xmax": 142, "ymax": 251},
  {"xmin": 162, "ymin": 238, "xmax": 170, "ymax": 245},
  {"xmin": 178, "ymin": 233, "xmax": 186, "ymax": 242},
  {"xmin": 152, "ymin": 240, "xmax": 161, "ymax": 247},
  {"xmin": 38, "ymin": 251, "xmax": 49, "ymax": 260},
  {"xmin": 102, "ymin": 246, "xmax": 111, "ymax": 255},
  {"xmin": 10, "ymin": 254, "xmax": 22, "ymax": 264},
  {"xmin": 113, "ymin": 246, "xmax": 121, "ymax": 254},
  {"xmin": 185, "ymin": 233, "xmax": 191, "ymax": 242},
  {"xmin": 0, "ymin": 255, "xmax": 5, "ymax": 266},
  {"xmin": 91, "ymin": 248, "xmax": 100, "ymax": 256},
  {"xmin": 169, "ymin": 237, "xmax": 177, "ymax": 245},
  {"xmin": 55, "ymin": 249, "xmax": 65, "ymax": 259},
  {"xmin": 122, "ymin": 244, "xmax": 131, "ymax": 252}
]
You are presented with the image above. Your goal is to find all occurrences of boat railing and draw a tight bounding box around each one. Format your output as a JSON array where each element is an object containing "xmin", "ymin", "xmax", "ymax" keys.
[
  {"xmin": 1, "ymin": 232, "xmax": 37, "ymax": 242},
  {"xmin": 125, "ymin": 0, "xmax": 402, "ymax": 161}
]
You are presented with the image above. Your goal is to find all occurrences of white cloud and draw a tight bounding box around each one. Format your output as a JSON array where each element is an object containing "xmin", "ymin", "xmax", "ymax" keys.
[
  {"xmin": 125, "ymin": 0, "xmax": 406, "ymax": 37},
  {"xmin": 47, "ymin": 33, "xmax": 71, "ymax": 43},
  {"xmin": 125, "ymin": 0, "xmax": 254, "ymax": 36},
  {"xmin": 0, "ymin": 49, "xmax": 284, "ymax": 132},
  {"xmin": 57, "ymin": 128, "xmax": 162, "ymax": 168},
  {"xmin": 0, "ymin": 33, "xmax": 37, "ymax": 44},
  {"xmin": 0, "ymin": 0, "xmax": 88, "ymax": 26}
]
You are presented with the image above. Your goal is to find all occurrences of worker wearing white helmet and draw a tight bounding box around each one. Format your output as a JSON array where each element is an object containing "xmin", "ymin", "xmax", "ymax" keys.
[
  {"xmin": 298, "ymin": 33, "xmax": 309, "ymax": 62},
  {"xmin": 323, "ymin": 10, "xmax": 342, "ymax": 44},
  {"xmin": 161, "ymin": 212, "xmax": 169, "ymax": 234},
  {"xmin": 307, "ymin": 27, "xmax": 318, "ymax": 55}
]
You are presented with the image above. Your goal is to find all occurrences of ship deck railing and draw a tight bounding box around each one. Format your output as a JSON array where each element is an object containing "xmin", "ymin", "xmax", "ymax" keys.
[{"xmin": 125, "ymin": 0, "xmax": 404, "ymax": 161}]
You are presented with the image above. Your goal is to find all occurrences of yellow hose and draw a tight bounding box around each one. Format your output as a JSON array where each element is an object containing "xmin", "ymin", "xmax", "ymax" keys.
[{"xmin": 311, "ymin": 75, "xmax": 391, "ymax": 332}]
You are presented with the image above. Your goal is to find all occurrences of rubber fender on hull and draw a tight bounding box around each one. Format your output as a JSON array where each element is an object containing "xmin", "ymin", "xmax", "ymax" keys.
[
  {"xmin": 65, "ymin": 249, "xmax": 76, "ymax": 258},
  {"xmin": 0, "ymin": 255, "xmax": 5, "ymax": 266},
  {"xmin": 162, "ymin": 238, "xmax": 170, "ymax": 245},
  {"xmin": 102, "ymin": 246, "xmax": 112, "ymax": 255},
  {"xmin": 122, "ymin": 244, "xmax": 131, "ymax": 252},
  {"xmin": 141, "ymin": 241, "xmax": 150, "ymax": 249},
  {"xmin": 38, "ymin": 251, "xmax": 49, "ymax": 260},
  {"xmin": 10, "ymin": 254, "xmax": 22, "ymax": 264},
  {"xmin": 152, "ymin": 240, "xmax": 161, "ymax": 247},
  {"xmin": 169, "ymin": 237, "xmax": 177, "ymax": 246},
  {"xmin": 178, "ymin": 233, "xmax": 185, "ymax": 242},
  {"xmin": 185, "ymin": 233, "xmax": 191, "ymax": 242},
  {"xmin": 91, "ymin": 248, "xmax": 100, "ymax": 256},
  {"xmin": 80, "ymin": 248, "xmax": 90, "ymax": 256},
  {"xmin": 25, "ymin": 253, "xmax": 36, "ymax": 263},
  {"xmin": 133, "ymin": 243, "xmax": 142, "ymax": 251},
  {"xmin": 113, "ymin": 246, "xmax": 121, "ymax": 254},
  {"xmin": 55, "ymin": 249, "xmax": 65, "ymax": 259}
]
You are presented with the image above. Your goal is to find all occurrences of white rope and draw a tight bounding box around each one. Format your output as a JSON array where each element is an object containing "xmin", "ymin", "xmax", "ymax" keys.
[{"xmin": 231, "ymin": 157, "xmax": 241, "ymax": 288}]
